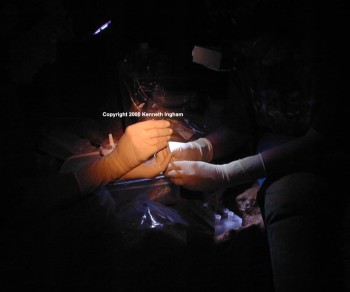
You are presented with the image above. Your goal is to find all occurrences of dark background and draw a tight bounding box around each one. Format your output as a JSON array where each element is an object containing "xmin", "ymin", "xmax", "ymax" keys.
[{"xmin": 1, "ymin": 1, "xmax": 347, "ymax": 291}]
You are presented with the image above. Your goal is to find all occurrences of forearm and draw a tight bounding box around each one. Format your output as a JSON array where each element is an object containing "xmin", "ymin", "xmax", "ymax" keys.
[
  {"xmin": 75, "ymin": 154, "xmax": 126, "ymax": 195},
  {"xmin": 222, "ymin": 154, "xmax": 266, "ymax": 187},
  {"xmin": 222, "ymin": 128, "xmax": 323, "ymax": 187}
]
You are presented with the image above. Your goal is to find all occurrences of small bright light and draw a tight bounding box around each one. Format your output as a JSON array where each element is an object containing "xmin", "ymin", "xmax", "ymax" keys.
[{"xmin": 93, "ymin": 20, "xmax": 111, "ymax": 35}]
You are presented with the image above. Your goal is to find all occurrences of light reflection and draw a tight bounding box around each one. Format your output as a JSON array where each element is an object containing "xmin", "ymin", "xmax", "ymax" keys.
[{"xmin": 93, "ymin": 20, "xmax": 112, "ymax": 35}]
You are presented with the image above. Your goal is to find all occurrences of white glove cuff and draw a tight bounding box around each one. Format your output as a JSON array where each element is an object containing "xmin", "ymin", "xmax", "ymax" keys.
[{"xmin": 193, "ymin": 138, "xmax": 214, "ymax": 162}]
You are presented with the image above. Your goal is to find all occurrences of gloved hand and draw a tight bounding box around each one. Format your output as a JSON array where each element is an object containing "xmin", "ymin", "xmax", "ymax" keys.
[
  {"xmin": 119, "ymin": 146, "xmax": 172, "ymax": 180},
  {"xmin": 114, "ymin": 120, "xmax": 173, "ymax": 172},
  {"xmin": 75, "ymin": 120, "xmax": 173, "ymax": 194},
  {"xmin": 165, "ymin": 160, "xmax": 224, "ymax": 191},
  {"xmin": 168, "ymin": 138, "xmax": 213, "ymax": 162},
  {"xmin": 165, "ymin": 154, "xmax": 266, "ymax": 192}
]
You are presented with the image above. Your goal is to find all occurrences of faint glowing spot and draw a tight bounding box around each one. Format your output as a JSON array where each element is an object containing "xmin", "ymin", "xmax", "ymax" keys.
[{"xmin": 93, "ymin": 20, "xmax": 112, "ymax": 35}]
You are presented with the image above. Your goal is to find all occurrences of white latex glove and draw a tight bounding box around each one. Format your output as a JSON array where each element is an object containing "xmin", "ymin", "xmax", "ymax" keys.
[
  {"xmin": 165, "ymin": 160, "xmax": 224, "ymax": 191},
  {"xmin": 165, "ymin": 154, "xmax": 266, "ymax": 192},
  {"xmin": 168, "ymin": 138, "xmax": 213, "ymax": 162},
  {"xmin": 119, "ymin": 146, "xmax": 172, "ymax": 180},
  {"xmin": 75, "ymin": 120, "xmax": 172, "ymax": 194}
]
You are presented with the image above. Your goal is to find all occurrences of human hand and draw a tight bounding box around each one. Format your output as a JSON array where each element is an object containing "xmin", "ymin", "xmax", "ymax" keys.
[
  {"xmin": 74, "ymin": 120, "xmax": 172, "ymax": 194},
  {"xmin": 168, "ymin": 138, "xmax": 213, "ymax": 162},
  {"xmin": 119, "ymin": 146, "xmax": 172, "ymax": 180},
  {"xmin": 165, "ymin": 161, "xmax": 226, "ymax": 192},
  {"xmin": 166, "ymin": 155, "xmax": 266, "ymax": 192},
  {"xmin": 111, "ymin": 120, "xmax": 173, "ymax": 173}
]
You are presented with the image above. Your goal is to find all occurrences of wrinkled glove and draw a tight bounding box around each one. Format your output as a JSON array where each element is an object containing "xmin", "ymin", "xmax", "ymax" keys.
[
  {"xmin": 119, "ymin": 146, "xmax": 172, "ymax": 180},
  {"xmin": 75, "ymin": 120, "xmax": 172, "ymax": 194},
  {"xmin": 165, "ymin": 154, "xmax": 265, "ymax": 192},
  {"xmin": 168, "ymin": 138, "xmax": 213, "ymax": 162}
]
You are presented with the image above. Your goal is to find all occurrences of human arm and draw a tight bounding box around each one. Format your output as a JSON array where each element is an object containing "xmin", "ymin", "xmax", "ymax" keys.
[
  {"xmin": 75, "ymin": 120, "xmax": 172, "ymax": 194},
  {"xmin": 165, "ymin": 127, "xmax": 324, "ymax": 192},
  {"xmin": 16, "ymin": 120, "xmax": 172, "ymax": 216}
]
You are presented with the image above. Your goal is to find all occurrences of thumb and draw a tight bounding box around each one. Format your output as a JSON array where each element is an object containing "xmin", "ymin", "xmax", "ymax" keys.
[
  {"xmin": 166, "ymin": 169, "xmax": 184, "ymax": 186},
  {"xmin": 157, "ymin": 152, "xmax": 173, "ymax": 173},
  {"xmin": 165, "ymin": 162, "xmax": 184, "ymax": 178},
  {"xmin": 171, "ymin": 148, "xmax": 184, "ymax": 160}
]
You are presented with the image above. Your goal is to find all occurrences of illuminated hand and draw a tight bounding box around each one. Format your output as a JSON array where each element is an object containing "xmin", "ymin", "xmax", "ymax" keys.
[
  {"xmin": 75, "ymin": 120, "xmax": 172, "ymax": 194},
  {"xmin": 119, "ymin": 146, "xmax": 172, "ymax": 180},
  {"xmin": 169, "ymin": 138, "xmax": 213, "ymax": 162},
  {"xmin": 112, "ymin": 120, "xmax": 173, "ymax": 173}
]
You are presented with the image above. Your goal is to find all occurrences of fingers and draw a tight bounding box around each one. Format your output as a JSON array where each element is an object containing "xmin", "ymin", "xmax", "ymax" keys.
[
  {"xmin": 152, "ymin": 141, "xmax": 169, "ymax": 153},
  {"xmin": 171, "ymin": 149, "xmax": 183, "ymax": 161},
  {"xmin": 166, "ymin": 169, "xmax": 178, "ymax": 178},
  {"xmin": 168, "ymin": 142, "xmax": 182, "ymax": 157},
  {"xmin": 146, "ymin": 128, "xmax": 173, "ymax": 139},
  {"xmin": 157, "ymin": 145, "xmax": 171, "ymax": 159},
  {"xmin": 169, "ymin": 177, "xmax": 184, "ymax": 186},
  {"xmin": 168, "ymin": 141, "xmax": 183, "ymax": 152},
  {"xmin": 137, "ymin": 119, "xmax": 171, "ymax": 130},
  {"xmin": 156, "ymin": 148, "xmax": 166, "ymax": 160},
  {"xmin": 139, "ymin": 143, "xmax": 169, "ymax": 163},
  {"xmin": 125, "ymin": 121, "xmax": 172, "ymax": 139},
  {"xmin": 157, "ymin": 151, "xmax": 172, "ymax": 173},
  {"xmin": 166, "ymin": 169, "xmax": 184, "ymax": 186},
  {"xmin": 165, "ymin": 162, "xmax": 183, "ymax": 178},
  {"xmin": 166, "ymin": 161, "xmax": 183, "ymax": 171},
  {"xmin": 146, "ymin": 136, "xmax": 172, "ymax": 146}
]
